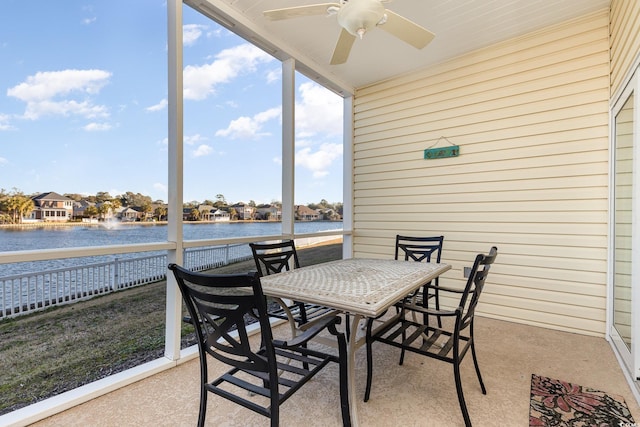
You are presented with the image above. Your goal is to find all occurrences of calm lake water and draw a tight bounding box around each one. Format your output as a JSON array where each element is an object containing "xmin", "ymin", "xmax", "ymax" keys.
[
  {"xmin": 0, "ymin": 221, "xmax": 342, "ymax": 252},
  {"xmin": 0, "ymin": 221, "xmax": 342, "ymax": 276}
]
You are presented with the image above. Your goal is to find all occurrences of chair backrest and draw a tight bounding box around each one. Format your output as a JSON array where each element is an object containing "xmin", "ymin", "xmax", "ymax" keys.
[
  {"xmin": 395, "ymin": 235, "xmax": 444, "ymax": 263},
  {"xmin": 457, "ymin": 247, "xmax": 498, "ymax": 330},
  {"xmin": 250, "ymin": 240, "xmax": 301, "ymax": 277},
  {"xmin": 168, "ymin": 264, "xmax": 275, "ymax": 374}
]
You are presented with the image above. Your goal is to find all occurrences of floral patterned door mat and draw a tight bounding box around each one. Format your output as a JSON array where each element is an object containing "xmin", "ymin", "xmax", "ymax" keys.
[{"xmin": 530, "ymin": 374, "xmax": 635, "ymax": 426}]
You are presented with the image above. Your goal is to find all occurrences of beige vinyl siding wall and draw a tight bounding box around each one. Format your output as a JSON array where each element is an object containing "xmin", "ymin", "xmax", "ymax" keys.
[
  {"xmin": 610, "ymin": 0, "xmax": 640, "ymax": 96},
  {"xmin": 351, "ymin": 10, "xmax": 610, "ymax": 336}
]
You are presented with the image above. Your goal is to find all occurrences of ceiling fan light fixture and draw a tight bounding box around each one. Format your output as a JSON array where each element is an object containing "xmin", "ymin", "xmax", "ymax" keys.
[{"xmin": 336, "ymin": 0, "xmax": 385, "ymax": 39}]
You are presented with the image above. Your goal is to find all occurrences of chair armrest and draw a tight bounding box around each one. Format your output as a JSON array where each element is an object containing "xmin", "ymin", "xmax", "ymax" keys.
[
  {"xmin": 424, "ymin": 283, "xmax": 471, "ymax": 294},
  {"xmin": 183, "ymin": 314, "xmax": 224, "ymax": 325},
  {"xmin": 424, "ymin": 284, "xmax": 475, "ymax": 294},
  {"xmin": 273, "ymin": 315, "xmax": 342, "ymax": 348},
  {"xmin": 401, "ymin": 302, "xmax": 457, "ymax": 318}
]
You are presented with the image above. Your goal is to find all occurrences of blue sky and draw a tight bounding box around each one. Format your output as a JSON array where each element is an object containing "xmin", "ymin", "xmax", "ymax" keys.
[{"xmin": 0, "ymin": 0, "xmax": 344, "ymax": 205}]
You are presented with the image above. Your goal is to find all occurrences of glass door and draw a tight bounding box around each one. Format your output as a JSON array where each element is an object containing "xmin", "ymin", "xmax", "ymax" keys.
[{"xmin": 611, "ymin": 71, "xmax": 639, "ymax": 378}]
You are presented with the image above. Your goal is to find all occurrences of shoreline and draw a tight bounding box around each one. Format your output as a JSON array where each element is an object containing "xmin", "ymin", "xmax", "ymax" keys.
[{"xmin": 0, "ymin": 219, "xmax": 342, "ymax": 230}]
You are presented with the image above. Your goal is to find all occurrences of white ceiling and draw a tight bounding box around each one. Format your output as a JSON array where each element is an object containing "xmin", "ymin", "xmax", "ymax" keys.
[{"xmin": 185, "ymin": 0, "xmax": 610, "ymax": 95}]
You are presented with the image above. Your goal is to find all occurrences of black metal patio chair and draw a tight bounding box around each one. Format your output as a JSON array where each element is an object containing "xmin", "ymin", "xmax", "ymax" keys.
[
  {"xmin": 250, "ymin": 240, "xmax": 337, "ymax": 331},
  {"xmin": 168, "ymin": 264, "xmax": 351, "ymax": 427},
  {"xmin": 364, "ymin": 246, "xmax": 498, "ymax": 427},
  {"xmin": 394, "ymin": 235, "xmax": 445, "ymax": 325}
]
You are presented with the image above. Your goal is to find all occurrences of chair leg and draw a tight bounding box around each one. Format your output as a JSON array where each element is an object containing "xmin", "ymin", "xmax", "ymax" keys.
[
  {"xmin": 364, "ymin": 319, "xmax": 374, "ymax": 402},
  {"xmin": 270, "ymin": 385, "xmax": 280, "ymax": 427},
  {"xmin": 298, "ymin": 302, "xmax": 308, "ymax": 324},
  {"xmin": 327, "ymin": 318, "xmax": 351, "ymax": 426},
  {"xmin": 198, "ymin": 353, "xmax": 208, "ymax": 427},
  {"xmin": 197, "ymin": 385, "xmax": 207, "ymax": 427},
  {"xmin": 470, "ymin": 323, "xmax": 486, "ymax": 394},
  {"xmin": 453, "ymin": 360, "xmax": 472, "ymax": 427},
  {"xmin": 434, "ymin": 288, "xmax": 442, "ymax": 328},
  {"xmin": 345, "ymin": 314, "xmax": 351, "ymax": 338},
  {"xmin": 424, "ymin": 283, "xmax": 442, "ymax": 329},
  {"xmin": 337, "ymin": 334, "xmax": 352, "ymax": 426},
  {"xmin": 399, "ymin": 310, "xmax": 407, "ymax": 366},
  {"xmin": 422, "ymin": 285, "xmax": 429, "ymax": 328},
  {"xmin": 299, "ymin": 338, "xmax": 310, "ymax": 371}
]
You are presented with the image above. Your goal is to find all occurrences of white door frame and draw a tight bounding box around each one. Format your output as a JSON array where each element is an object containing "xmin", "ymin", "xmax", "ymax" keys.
[{"xmin": 609, "ymin": 65, "xmax": 640, "ymax": 396}]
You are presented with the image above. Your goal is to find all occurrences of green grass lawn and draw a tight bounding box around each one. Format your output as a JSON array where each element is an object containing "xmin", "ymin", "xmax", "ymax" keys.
[{"xmin": 0, "ymin": 242, "xmax": 342, "ymax": 415}]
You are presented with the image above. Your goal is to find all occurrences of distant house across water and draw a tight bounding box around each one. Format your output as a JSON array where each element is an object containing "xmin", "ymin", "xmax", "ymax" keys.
[
  {"xmin": 256, "ymin": 204, "xmax": 281, "ymax": 221},
  {"xmin": 295, "ymin": 205, "xmax": 320, "ymax": 221},
  {"xmin": 29, "ymin": 192, "xmax": 73, "ymax": 222},
  {"xmin": 230, "ymin": 202, "xmax": 255, "ymax": 220},
  {"xmin": 198, "ymin": 205, "xmax": 231, "ymax": 222},
  {"xmin": 118, "ymin": 207, "xmax": 142, "ymax": 222},
  {"xmin": 72, "ymin": 200, "xmax": 95, "ymax": 220}
]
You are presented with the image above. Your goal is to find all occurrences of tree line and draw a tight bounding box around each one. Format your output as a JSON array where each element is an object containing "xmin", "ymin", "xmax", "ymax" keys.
[{"xmin": 0, "ymin": 188, "xmax": 342, "ymax": 224}]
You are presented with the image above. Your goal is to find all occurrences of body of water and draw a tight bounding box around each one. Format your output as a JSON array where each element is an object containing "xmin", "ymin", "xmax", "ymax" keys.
[{"xmin": 0, "ymin": 221, "xmax": 342, "ymax": 276}]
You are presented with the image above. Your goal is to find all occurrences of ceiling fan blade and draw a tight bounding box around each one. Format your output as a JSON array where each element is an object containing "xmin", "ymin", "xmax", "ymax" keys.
[
  {"xmin": 380, "ymin": 9, "xmax": 435, "ymax": 49},
  {"xmin": 263, "ymin": 3, "xmax": 340, "ymax": 21},
  {"xmin": 330, "ymin": 28, "xmax": 356, "ymax": 65}
]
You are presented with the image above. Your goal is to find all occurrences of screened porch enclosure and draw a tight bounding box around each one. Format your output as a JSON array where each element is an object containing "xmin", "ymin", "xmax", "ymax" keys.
[{"xmin": 2, "ymin": 1, "xmax": 640, "ymax": 425}]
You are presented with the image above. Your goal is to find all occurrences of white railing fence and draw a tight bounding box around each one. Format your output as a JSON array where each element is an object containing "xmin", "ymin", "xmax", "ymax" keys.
[
  {"xmin": 0, "ymin": 235, "xmax": 339, "ymax": 319},
  {"xmin": 0, "ymin": 243, "xmax": 254, "ymax": 319}
]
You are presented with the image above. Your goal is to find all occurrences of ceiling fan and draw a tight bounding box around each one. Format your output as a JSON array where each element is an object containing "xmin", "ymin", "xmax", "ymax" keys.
[{"xmin": 263, "ymin": 0, "xmax": 435, "ymax": 65}]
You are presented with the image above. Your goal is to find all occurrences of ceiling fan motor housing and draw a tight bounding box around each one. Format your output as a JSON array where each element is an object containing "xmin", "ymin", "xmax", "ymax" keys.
[{"xmin": 337, "ymin": 0, "xmax": 386, "ymax": 38}]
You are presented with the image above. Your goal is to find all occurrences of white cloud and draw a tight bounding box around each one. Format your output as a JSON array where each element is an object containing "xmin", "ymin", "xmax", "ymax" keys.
[
  {"xmin": 0, "ymin": 157, "xmax": 7, "ymax": 165},
  {"xmin": 84, "ymin": 122, "xmax": 112, "ymax": 132},
  {"xmin": 266, "ymin": 68, "xmax": 281, "ymax": 84},
  {"xmin": 183, "ymin": 43, "xmax": 274, "ymax": 101},
  {"xmin": 255, "ymin": 108, "xmax": 281, "ymax": 124},
  {"xmin": 296, "ymin": 143, "xmax": 343, "ymax": 178},
  {"xmin": 192, "ymin": 144, "xmax": 213, "ymax": 157},
  {"xmin": 8, "ymin": 69, "xmax": 111, "ymax": 100},
  {"xmin": 183, "ymin": 24, "xmax": 207, "ymax": 46},
  {"xmin": 146, "ymin": 99, "xmax": 167, "ymax": 112},
  {"xmin": 28, "ymin": 99, "xmax": 108, "ymax": 120},
  {"xmin": 207, "ymin": 28, "xmax": 225, "ymax": 38},
  {"xmin": 0, "ymin": 113, "xmax": 14, "ymax": 130},
  {"xmin": 7, "ymin": 69, "xmax": 111, "ymax": 120},
  {"xmin": 215, "ymin": 107, "xmax": 281, "ymax": 140},
  {"xmin": 184, "ymin": 134, "xmax": 207, "ymax": 145},
  {"xmin": 81, "ymin": 5, "xmax": 96, "ymax": 25},
  {"xmin": 296, "ymin": 82, "xmax": 342, "ymax": 137}
]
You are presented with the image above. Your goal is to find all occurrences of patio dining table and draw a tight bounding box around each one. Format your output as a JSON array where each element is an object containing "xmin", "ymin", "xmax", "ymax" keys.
[{"xmin": 259, "ymin": 257, "xmax": 451, "ymax": 427}]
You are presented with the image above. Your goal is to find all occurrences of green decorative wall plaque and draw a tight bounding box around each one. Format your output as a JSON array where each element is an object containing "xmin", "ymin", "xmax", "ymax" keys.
[{"xmin": 424, "ymin": 145, "xmax": 459, "ymax": 159}]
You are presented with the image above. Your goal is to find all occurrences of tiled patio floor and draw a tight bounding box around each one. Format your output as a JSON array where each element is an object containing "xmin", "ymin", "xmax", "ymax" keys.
[{"xmin": 30, "ymin": 316, "xmax": 640, "ymax": 426}]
